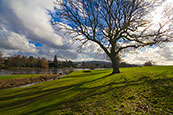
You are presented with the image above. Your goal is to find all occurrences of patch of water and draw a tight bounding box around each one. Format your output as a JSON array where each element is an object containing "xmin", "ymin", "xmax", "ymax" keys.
[
  {"xmin": 0, "ymin": 68, "xmax": 87, "ymax": 75},
  {"xmin": 9, "ymin": 73, "xmax": 67, "ymax": 89}
]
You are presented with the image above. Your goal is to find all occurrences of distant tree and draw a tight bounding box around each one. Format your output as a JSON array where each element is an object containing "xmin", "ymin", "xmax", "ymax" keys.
[
  {"xmin": 21, "ymin": 56, "xmax": 27, "ymax": 67},
  {"xmin": 7, "ymin": 55, "xmax": 22, "ymax": 67},
  {"xmin": 15, "ymin": 55, "xmax": 22, "ymax": 67},
  {"xmin": 81, "ymin": 61, "xmax": 85, "ymax": 69},
  {"xmin": 41, "ymin": 58, "xmax": 49, "ymax": 68},
  {"xmin": 36, "ymin": 57, "xmax": 42, "ymax": 67},
  {"xmin": 0, "ymin": 51, "xmax": 4, "ymax": 68},
  {"xmin": 0, "ymin": 51, "xmax": 2, "ymax": 58},
  {"xmin": 143, "ymin": 61, "xmax": 153, "ymax": 66},
  {"xmin": 68, "ymin": 60, "xmax": 74, "ymax": 67},
  {"xmin": 58, "ymin": 61, "xmax": 63, "ymax": 68},
  {"xmin": 1, "ymin": 54, "xmax": 51, "ymax": 68},
  {"xmin": 89, "ymin": 64, "xmax": 96, "ymax": 70},
  {"xmin": 54, "ymin": 0, "xmax": 172, "ymax": 74},
  {"xmin": 53, "ymin": 55, "xmax": 58, "ymax": 68},
  {"xmin": 28, "ymin": 56, "xmax": 35, "ymax": 67},
  {"xmin": 62, "ymin": 60, "xmax": 70, "ymax": 67},
  {"xmin": 48, "ymin": 61, "xmax": 54, "ymax": 68}
]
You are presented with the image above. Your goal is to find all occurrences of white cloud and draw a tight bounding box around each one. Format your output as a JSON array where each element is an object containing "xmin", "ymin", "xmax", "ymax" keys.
[
  {"xmin": 123, "ymin": 43, "xmax": 173, "ymax": 65},
  {"xmin": 6, "ymin": 0, "xmax": 63, "ymax": 46},
  {"xmin": 151, "ymin": 0, "xmax": 173, "ymax": 24},
  {"xmin": 0, "ymin": 28, "xmax": 37, "ymax": 53},
  {"xmin": 7, "ymin": 32, "xmax": 37, "ymax": 53}
]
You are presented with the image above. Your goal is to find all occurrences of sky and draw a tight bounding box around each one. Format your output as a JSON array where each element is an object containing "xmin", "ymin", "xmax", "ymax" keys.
[{"xmin": 0, "ymin": 0, "xmax": 172, "ymax": 65}]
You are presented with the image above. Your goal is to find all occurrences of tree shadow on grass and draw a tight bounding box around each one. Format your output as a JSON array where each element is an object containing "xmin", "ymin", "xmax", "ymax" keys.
[
  {"xmin": 38, "ymin": 77, "xmax": 172, "ymax": 114},
  {"xmin": 65, "ymin": 70, "xmax": 110, "ymax": 78},
  {"xmin": 0, "ymin": 72, "xmax": 172, "ymax": 115},
  {"xmin": 0, "ymin": 72, "xmax": 112, "ymax": 112},
  {"xmin": 0, "ymin": 72, "xmax": 111, "ymax": 102}
]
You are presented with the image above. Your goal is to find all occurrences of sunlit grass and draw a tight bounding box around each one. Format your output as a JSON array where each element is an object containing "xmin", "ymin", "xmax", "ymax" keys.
[{"xmin": 0, "ymin": 66, "xmax": 172, "ymax": 114}]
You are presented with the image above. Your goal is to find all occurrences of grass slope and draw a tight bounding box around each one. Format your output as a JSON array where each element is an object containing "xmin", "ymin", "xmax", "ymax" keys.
[{"xmin": 0, "ymin": 66, "xmax": 172, "ymax": 115}]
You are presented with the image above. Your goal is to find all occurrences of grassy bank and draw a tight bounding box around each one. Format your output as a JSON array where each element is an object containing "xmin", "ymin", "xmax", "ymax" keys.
[
  {"xmin": 0, "ymin": 66, "xmax": 172, "ymax": 114},
  {"xmin": 0, "ymin": 74, "xmax": 61, "ymax": 89},
  {"xmin": 0, "ymin": 74, "xmax": 41, "ymax": 80},
  {"xmin": 0, "ymin": 69, "xmax": 73, "ymax": 89}
]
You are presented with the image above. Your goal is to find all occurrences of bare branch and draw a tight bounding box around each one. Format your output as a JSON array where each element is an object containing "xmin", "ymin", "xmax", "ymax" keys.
[{"xmin": 53, "ymin": 0, "xmax": 172, "ymax": 70}]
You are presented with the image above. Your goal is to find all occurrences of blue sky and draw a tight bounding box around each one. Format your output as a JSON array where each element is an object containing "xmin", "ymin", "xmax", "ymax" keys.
[
  {"xmin": 0, "ymin": 0, "xmax": 172, "ymax": 65},
  {"xmin": 29, "ymin": 41, "xmax": 43, "ymax": 47}
]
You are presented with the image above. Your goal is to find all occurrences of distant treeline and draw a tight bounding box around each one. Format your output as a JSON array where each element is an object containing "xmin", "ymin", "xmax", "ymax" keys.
[
  {"xmin": 0, "ymin": 52, "xmax": 139, "ymax": 69},
  {"xmin": 0, "ymin": 53, "xmax": 102, "ymax": 69},
  {"xmin": 0, "ymin": 53, "xmax": 78, "ymax": 69},
  {"xmin": 0, "ymin": 54, "xmax": 49, "ymax": 69}
]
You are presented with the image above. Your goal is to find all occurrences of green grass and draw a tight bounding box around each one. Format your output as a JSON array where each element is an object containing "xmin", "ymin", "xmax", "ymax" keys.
[
  {"xmin": 0, "ymin": 74, "xmax": 42, "ymax": 80},
  {"xmin": 0, "ymin": 66, "xmax": 172, "ymax": 115}
]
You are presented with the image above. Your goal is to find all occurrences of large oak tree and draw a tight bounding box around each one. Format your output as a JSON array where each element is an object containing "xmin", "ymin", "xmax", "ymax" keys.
[{"xmin": 53, "ymin": 0, "xmax": 172, "ymax": 74}]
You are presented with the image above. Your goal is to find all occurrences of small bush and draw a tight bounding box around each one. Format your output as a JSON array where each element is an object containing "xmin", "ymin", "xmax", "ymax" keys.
[{"xmin": 143, "ymin": 61, "xmax": 153, "ymax": 66}]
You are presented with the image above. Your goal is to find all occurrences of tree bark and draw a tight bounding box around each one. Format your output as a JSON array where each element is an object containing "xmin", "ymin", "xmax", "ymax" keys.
[{"xmin": 110, "ymin": 54, "xmax": 120, "ymax": 74}]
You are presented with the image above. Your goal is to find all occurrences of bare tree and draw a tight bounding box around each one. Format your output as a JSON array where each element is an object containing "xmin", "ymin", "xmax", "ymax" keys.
[
  {"xmin": 0, "ymin": 51, "xmax": 2, "ymax": 58},
  {"xmin": 0, "ymin": 51, "xmax": 4, "ymax": 68},
  {"xmin": 53, "ymin": 0, "xmax": 172, "ymax": 74}
]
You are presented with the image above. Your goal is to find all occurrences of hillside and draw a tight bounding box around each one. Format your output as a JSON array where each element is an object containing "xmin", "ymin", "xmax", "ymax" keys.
[
  {"xmin": 0, "ymin": 66, "xmax": 172, "ymax": 114},
  {"xmin": 74, "ymin": 61, "xmax": 139, "ymax": 68}
]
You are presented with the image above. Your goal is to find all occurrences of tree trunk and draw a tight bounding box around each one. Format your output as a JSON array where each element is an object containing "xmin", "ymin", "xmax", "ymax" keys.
[{"xmin": 110, "ymin": 54, "xmax": 120, "ymax": 74}]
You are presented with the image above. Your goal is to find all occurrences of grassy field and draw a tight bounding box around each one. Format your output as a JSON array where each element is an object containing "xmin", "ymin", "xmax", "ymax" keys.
[{"xmin": 0, "ymin": 66, "xmax": 172, "ymax": 115}]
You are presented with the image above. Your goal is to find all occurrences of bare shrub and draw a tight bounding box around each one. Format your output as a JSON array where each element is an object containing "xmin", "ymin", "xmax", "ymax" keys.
[{"xmin": 143, "ymin": 61, "xmax": 154, "ymax": 66}]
